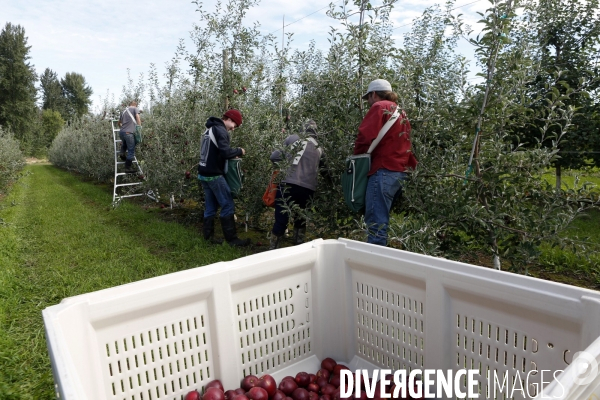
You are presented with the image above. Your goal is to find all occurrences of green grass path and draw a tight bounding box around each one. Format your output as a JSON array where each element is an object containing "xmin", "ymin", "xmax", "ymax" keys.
[{"xmin": 0, "ymin": 165, "xmax": 243, "ymax": 399}]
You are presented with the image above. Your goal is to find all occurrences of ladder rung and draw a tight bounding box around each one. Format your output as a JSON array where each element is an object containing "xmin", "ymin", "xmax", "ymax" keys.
[
  {"xmin": 116, "ymin": 172, "xmax": 141, "ymax": 176},
  {"xmin": 114, "ymin": 157, "xmax": 137, "ymax": 162},
  {"xmin": 116, "ymin": 182, "xmax": 143, "ymax": 187},
  {"xmin": 116, "ymin": 194, "xmax": 145, "ymax": 199}
]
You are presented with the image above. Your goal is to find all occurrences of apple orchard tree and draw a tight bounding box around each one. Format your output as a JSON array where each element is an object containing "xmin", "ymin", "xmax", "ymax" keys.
[{"xmin": 49, "ymin": 0, "xmax": 599, "ymax": 271}]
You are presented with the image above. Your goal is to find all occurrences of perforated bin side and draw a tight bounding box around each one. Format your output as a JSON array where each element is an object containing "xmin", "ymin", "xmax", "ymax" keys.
[
  {"xmin": 93, "ymin": 295, "xmax": 215, "ymax": 400},
  {"xmin": 43, "ymin": 260, "xmax": 238, "ymax": 400},
  {"xmin": 352, "ymin": 271, "xmax": 426, "ymax": 372},
  {"xmin": 338, "ymin": 239, "xmax": 600, "ymax": 400},
  {"xmin": 228, "ymin": 246, "xmax": 318, "ymax": 380}
]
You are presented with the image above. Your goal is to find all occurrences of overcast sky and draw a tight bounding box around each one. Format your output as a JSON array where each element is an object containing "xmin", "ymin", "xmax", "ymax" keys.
[{"xmin": 0, "ymin": 0, "xmax": 489, "ymax": 111}]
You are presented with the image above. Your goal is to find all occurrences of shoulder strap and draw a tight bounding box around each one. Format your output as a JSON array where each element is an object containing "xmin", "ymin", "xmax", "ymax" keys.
[
  {"xmin": 292, "ymin": 137, "xmax": 321, "ymax": 165},
  {"xmin": 124, "ymin": 107, "xmax": 137, "ymax": 125},
  {"xmin": 307, "ymin": 137, "xmax": 322, "ymax": 157},
  {"xmin": 207, "ymin": 127, "xmax": 217, "ymax": 146},
  {"xmin": 367, "ymin": 108, "xmax": 400, "ymax": 154}
]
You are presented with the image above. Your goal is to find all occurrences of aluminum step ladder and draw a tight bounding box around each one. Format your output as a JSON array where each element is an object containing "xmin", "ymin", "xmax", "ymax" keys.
[{"xmin": 111, "ymin": 119, "xmax": 157, "ymax": 205}]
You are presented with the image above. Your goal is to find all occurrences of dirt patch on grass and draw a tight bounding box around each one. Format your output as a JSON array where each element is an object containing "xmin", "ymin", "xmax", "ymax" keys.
[
  {"xmin": 25, "ymin": 157, "xmax": 51, "ymax": 165},
  {"xmin": 433, "ymin": 250, "xmax": 600, "ymax": 291},
  {"xmin": 527, "ymin": 265, "xmax": 600, "ymax": 291}
]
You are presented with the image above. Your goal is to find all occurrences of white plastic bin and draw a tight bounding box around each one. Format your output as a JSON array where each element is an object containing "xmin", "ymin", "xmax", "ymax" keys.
[{"xmin": 43, "ymin": 239, "xmax": 600, "ymax": 400}]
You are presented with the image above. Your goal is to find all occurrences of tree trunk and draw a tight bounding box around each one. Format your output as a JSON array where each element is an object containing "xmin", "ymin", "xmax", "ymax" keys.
[{"xmin": 222, "ymin": 49, "xmax": 229, "ymax": 112}]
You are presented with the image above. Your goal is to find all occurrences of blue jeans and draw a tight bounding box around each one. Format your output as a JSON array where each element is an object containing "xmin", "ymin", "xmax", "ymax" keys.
[
  {"xmin": 365, "ymin": 169, "xmax": 406, "ymax": 246},
  {"xmin": 119, "ymin": 131, "xmax": 135, "ymax": 161},
  {"xmin": 201, "ymin": 176, "xmax": 235, "ymax": 218}
]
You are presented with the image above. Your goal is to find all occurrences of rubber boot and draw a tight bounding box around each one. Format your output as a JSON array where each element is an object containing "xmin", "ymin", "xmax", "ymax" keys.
[
  {"xmin": 220, "ymin": 215, "xmax": 251, "ymax": 247},
  {"xmin": 269, "ymin": 232, "xmax": 282, "ymax": 250},
  {"xmin": 202, "ymin": 216, "xmax": 223, "ymax": 244},
  {"xmin": 124, "ymin": 159, "xmax": 137, "ymax": 173},
  {"xmin": 292, "ymin": 227, "xmax": 306, "ymax": 245}
]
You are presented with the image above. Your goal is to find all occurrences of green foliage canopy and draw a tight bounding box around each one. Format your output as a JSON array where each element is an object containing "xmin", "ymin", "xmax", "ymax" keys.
[{"xmin": 0, "ymin": 22, "xmax": 37, "ymax": 140}]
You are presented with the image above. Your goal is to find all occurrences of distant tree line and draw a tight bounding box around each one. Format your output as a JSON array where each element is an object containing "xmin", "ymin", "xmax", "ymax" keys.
[{"xmin": 0, "ymin": 22, "xmax": 93, "ymax": 156}]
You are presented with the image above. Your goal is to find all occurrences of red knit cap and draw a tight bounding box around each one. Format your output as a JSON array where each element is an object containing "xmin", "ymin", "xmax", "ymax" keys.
[{"xmin": 223, "ymin": 109, "xmax": 243, "ymax": 127}]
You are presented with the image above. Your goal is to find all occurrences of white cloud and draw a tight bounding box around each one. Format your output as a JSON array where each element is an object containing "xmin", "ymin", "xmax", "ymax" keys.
[{"xmin": 0, "ymin": 0, "xmax": 493, "ymax": 109}]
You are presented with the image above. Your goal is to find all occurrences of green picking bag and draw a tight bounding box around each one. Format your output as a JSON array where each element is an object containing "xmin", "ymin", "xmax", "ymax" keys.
[
  {"xmin": 341, "ymin": 154, "xmax": 371, "ymax": 213},
  {"xmin": 342, "ymin": 107, "xmax": 400, "ymax": 212},
  {"xmin": 225, "ymin": 158, "xmax": 244, "ymax": 198},
  {"xmin": 134, "ymin": 125, "xmax": 143, "ymax": 144}
]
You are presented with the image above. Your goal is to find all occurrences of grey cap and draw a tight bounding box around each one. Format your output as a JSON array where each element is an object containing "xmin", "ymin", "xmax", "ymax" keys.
[
  {"xmin": 302, "ymin": 119, "xmax": 317, "ymax": 135},
  {"xmin": 362, "ymin": 79, "xmax": 392, "ymax": 99}
]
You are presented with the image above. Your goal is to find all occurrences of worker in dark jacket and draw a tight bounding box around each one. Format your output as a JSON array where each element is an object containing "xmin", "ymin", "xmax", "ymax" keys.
[{"xmin": 198, "ymin": 109, "xmax": 250, "ymax": 247}]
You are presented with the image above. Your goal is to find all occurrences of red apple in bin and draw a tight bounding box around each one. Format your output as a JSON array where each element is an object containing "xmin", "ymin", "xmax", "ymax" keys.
[
  {"xmin": 242, "ymin": 375, "xmax": 259, "ymax": 391},
  {"xmin": 225, "ymin": 390, "xmax": 238, "ymax": 400},
  {"xmin": 379, "ymin": 373, "xmax": 394, "ymax": 396},
  {"xmin": 247, "ymin": 387, "xmax": 269, "ymax": 400},
  {"xmin": 316, "ymin": 377, "xmax": 329, "ymax": 388},
  {"xmin": 186, "ymin": 390, "xmax": 201, "ymax": 400},
  {"xmin": 321, "ymin": 385, "xmax": 336, "ymax": 396},
  {"xmin": 321, "ymin": 358, "xmax": 337, "ymax": 372},
  {"xmin": 308, "ymin": 391, "xmax": 319, "ymax": 400},
  {"xmin": 333, "ymin": 365, "xmax": 349, "ymax": 375},
  {"xmin": 206, "ymin": 380, "xmax": 225, "ymax": 392},
  {"xmin": 316, "ymin": 369, "xmax": 330, "ymax": 381},
  {"xmin": 235, "ymin": 389, "xmax": 246, "ymax": 395},
  {"xmin": 329, "ymin": 375, "xmax": 340, "ymax": 388},
  {"xmin": 203, "ymin": 387, "xmax": 226, "ymax": 400},
  {"xmin": 233, "ymin": 396, "xmax": 249, "ymax": 400},
  {"xmin": 308, "ymin": 374, "xmax": 317, "ymax": 384},
  {"xmin": 279, "ymin": 378, "xmax": 298, "ymax": 395},
  {"xmin": 319, "ymin": 396, "xmax": 331, "ymax": 400},
  {"xmin": 411, "ymin": 383, "xmax": 424, "ymax": 400},
  {"xmin": 354, "ymin": 392, "xmax": 367, "ymax": 400},
  {"xmin": 257, "ymin": 375, "xmax": 277, "ymax": 397},
  {"xmin": 292, "ymin": 388, "xmax": 310, "ymax": 400},
  {"xmin": 273, "ymin": 390, "xmax": 287, "ymax": 400},
  {"xmin": 373, "ymin": 382, "xmax": 381, "ymax": 398},
  {"xmin": 307, "ymin": 383, "xmax": 319, "ymax": 393},
  {"xmin": 295, "ymin": 372, "xmax": 310, "ymax": 388}
]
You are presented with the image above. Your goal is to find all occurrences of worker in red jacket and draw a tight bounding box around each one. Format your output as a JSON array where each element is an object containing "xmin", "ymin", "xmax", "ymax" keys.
[{"xmin": 354, "ymin": 79, "xmax": 417, "ymax": 246}]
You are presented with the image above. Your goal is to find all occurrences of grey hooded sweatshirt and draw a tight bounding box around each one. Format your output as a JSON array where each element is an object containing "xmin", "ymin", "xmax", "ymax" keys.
[{"xmin": 270, "ymin": 122, "xmax": 324, "ymax": 191}]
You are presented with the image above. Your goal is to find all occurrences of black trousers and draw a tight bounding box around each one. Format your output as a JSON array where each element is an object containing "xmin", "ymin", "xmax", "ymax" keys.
[{"xmin": 272, "ymin": 183, "xmax": 314, "ymax": 236}]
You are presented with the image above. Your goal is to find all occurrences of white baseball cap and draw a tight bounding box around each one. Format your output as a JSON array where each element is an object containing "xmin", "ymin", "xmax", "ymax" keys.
[{"xmin": 362, "ymin": 79, "xmax": 392, "ymax": 99}]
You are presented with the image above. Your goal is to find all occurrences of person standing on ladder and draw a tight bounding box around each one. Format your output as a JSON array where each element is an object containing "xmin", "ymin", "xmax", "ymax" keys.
[
  {"xmin": 198, "ymin": 109, "xmax": 250, "ymax": 247},
  {"xmin": 118, "ymin": 101, "xmax": 141, "ymax": 173}
]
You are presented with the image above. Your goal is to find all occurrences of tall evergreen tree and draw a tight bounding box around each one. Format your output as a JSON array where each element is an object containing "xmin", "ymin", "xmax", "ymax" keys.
[
  {"xmin": 61, "ymin": 72, "xmax": 93, "ymax": 120},
  {"xmin": 0, "ymin": 22, "xmax": 37, "ymax": 139},
  {"xmin": 40, "ymin": 67, "xmax": 65, "ymax": 115}
]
